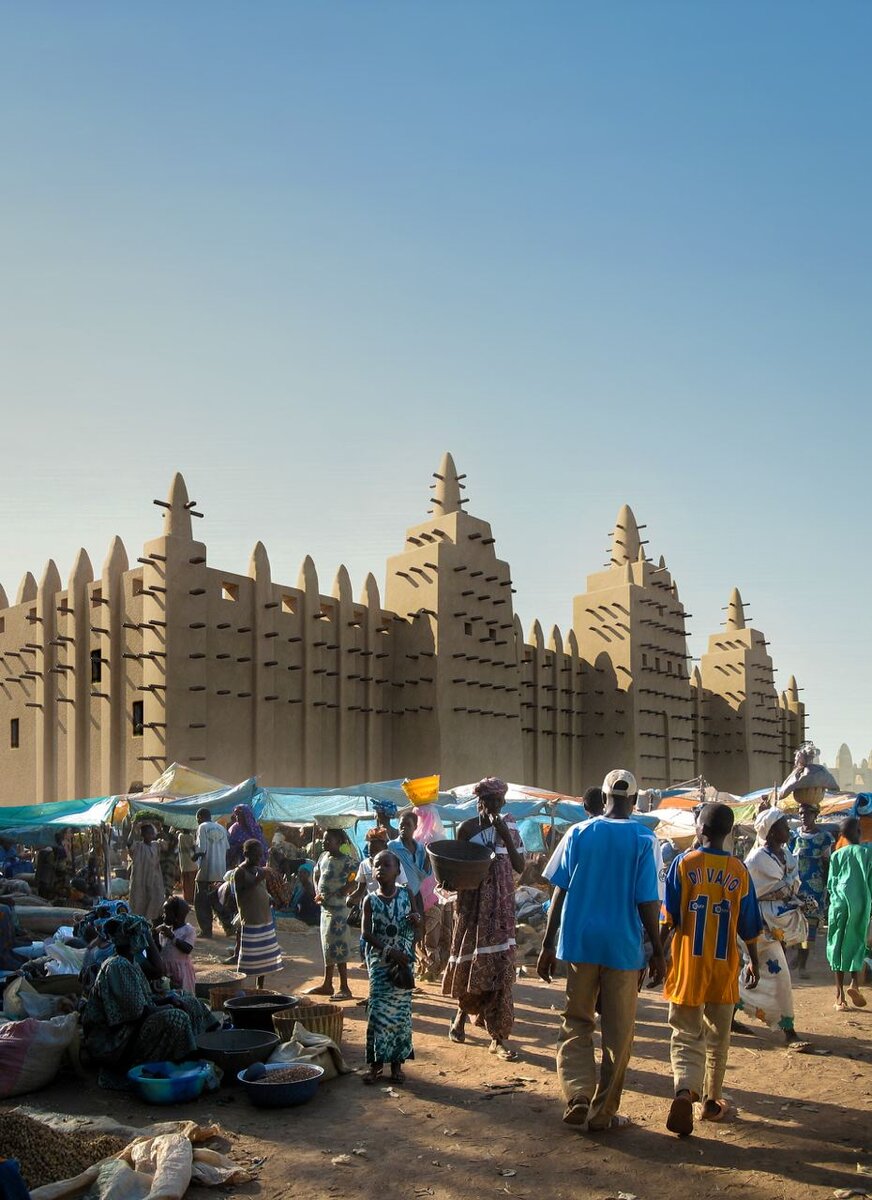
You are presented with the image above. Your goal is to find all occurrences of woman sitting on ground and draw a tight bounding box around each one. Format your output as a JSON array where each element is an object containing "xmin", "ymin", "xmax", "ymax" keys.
[{"xmin": 82, "ymin": 915, "xmax": 217, "ymax": 1088}]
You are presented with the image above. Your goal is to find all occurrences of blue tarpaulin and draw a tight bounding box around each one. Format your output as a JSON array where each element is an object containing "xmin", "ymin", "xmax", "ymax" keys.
[{"xmin": 0, "ymin": 796, "xmax": 118, "ymax": 838}]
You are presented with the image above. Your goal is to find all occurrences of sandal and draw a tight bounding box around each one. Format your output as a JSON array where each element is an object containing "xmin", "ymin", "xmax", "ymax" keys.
[
  {"xmin": 332, "ymin": 988, "xmax": 353, "ymax": 1002},
  {"xmin": 390, "ymin": 1068, "xmax": 406, "ymax": 1085},
  {"xmin": 666, "ymin": 1096, "xmax": 694, "ymax": 1137},
  {"xmin": 700, "ymin": 1098, "xmax": 732, "ymax": 1122},
  {"xmin": 588, "ymin": 1114, "xmax": 633, "ymax": 1132},
  {"xmin": 834, "ymin": 999, "xmax": 849, "ymax": 1012},
  {"xmin": 363, "ymin": 1067, "xmax": 383, "ymax": 1086},
  {"xmin": 847, "ymin": 986, "xmax": 867, "ymax": 1008},
  {"xmin": 448, "ymin": 1020, "xmax": 466, "ymax": 1044},
  {"xmin": 489, "ymin": 1040, "xmax": 519, "ymax": 1062},
  {"xmin": 562, "ymin": 1094, "xmax": 590, "ymax": 1127}
]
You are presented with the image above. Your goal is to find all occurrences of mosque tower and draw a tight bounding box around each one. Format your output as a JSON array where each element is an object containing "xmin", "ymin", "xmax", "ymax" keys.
[
  {"xmin": 572, "ymin": 505, "xmax": 694, "ymax": 788},
  {"xmin": 385, "ymin": 453, "xmax": 523, "ymax": 784}
]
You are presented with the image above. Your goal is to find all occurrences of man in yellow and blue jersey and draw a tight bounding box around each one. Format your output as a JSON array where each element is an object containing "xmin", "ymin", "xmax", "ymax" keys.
[{"xmin": 661, "ymin": 802, "xmax": 762, "ymax": 1137}]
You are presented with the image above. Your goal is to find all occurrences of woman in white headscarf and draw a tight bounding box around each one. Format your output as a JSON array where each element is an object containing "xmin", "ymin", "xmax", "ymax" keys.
[
  {"xmin": 738, "ymin": 811, "xmax": 815, "ymax": 1046},
  {"xmin": 737, "ymin": 808, "xmax": 809, "ymax": 1045}
]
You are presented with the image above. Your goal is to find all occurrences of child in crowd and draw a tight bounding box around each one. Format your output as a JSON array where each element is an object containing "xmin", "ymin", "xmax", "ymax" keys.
[
  {"xmin": 827, "ymin": 817, "xmax": 872, "ymax": 1010},
  {"xmin": 362, "ymin": 849, "xmax": 420, "ymax": 1086},
  {"xmin": 661, "ymin": 802, "xmax": 762, "ymax": 1137},
  {"xmin": 156, "ymin": 896, "xmax": 197, "ymax": 993}
]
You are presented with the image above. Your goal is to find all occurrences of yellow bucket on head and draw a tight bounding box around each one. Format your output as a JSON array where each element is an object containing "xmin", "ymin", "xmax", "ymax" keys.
[{"xmin": 402, "ymin": 775, "xmax": 440, "ymax": 807}]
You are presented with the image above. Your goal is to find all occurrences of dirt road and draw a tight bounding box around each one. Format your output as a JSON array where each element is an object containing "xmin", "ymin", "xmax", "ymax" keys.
[{"xmin": 14, "ymin": 925, "xmax": 872, "ymax": 1200}]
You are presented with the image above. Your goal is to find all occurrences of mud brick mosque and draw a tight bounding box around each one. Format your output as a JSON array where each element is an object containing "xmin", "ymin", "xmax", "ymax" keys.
[{"xmin": 0, "ymin": 454, "xmax": 805, "ymax": 805}]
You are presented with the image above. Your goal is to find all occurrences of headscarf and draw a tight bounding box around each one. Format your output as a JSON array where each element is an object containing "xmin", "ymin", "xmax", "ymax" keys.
[
  {"xmin": 373, "ymin": 799, "xmax": 398, "ymax": 821},
  {"xmin": 754, "ymin": 808, "xmax": 788, "ymax": 845},
  {"xmin": 474, "ymin": 777, "xmax": 509, "ymax": 804},
  {"xmin": 228, "ymin": 804, "xmax": 268, "ymax": 856},
  {"xmin": 104, "ymin": 913, "xmax": 152, "ymax": 954}
]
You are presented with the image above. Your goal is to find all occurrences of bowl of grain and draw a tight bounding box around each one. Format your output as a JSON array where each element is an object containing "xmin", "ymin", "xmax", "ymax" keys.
[{"xmin": 237, "ymin": 1061, "xmax": 324, "ymax": 1107}]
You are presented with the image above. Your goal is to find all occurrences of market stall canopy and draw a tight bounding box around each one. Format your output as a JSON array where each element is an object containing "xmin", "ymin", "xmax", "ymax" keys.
[
  {"xmin": 126, "ymin": 778, "xmax": 260, "ymax": 829},
  {"xmin": 0, "ymin": 795, "xmax": 117, "ymax": 838},
  {"xmin": 148, "ymin": 762, "xmax": 231, "ymax": 797}
]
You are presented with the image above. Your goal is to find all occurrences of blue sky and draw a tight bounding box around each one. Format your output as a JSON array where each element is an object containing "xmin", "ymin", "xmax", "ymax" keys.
[{"xmin": 2, "ymin": 3, "xmax": 870, "ymax": 769}]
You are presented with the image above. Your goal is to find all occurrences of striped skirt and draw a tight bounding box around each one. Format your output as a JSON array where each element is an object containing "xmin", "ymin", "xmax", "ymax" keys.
[{"xmin": 238, "ymin": 918, "xmax": 283, "ymax": 977}]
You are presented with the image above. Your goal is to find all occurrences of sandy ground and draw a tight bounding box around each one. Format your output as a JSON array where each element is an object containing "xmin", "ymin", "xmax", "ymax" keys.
[{"xmin": 11, "ymin": 925, "xmax": 872, "ymax": 1200}]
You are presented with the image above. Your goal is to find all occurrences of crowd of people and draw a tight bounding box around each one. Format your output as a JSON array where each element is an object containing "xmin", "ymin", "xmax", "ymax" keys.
[{"xmin": 3, "ymin": 777, "xmax": 870, "ymax": 1120}]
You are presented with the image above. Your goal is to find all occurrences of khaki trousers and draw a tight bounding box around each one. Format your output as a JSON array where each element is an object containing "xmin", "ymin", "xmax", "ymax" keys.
[
  {"xmin": 556, "ymin": 962, "xmax": 640, "ymax": 1130},
  {"xmin": 668, "ymin": 1001, "xmax": 733, "ymax": 1101}
]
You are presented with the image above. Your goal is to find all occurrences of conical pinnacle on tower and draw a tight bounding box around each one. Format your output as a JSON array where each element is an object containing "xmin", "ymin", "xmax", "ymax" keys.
[
  {"xmin": 725, "ymin": 587, "xmax": 746, "ymax": 631},
  {"xmin": 429, "ymin": 452, "xmax": 467, "ymax": 516},
  {"xmin": 158, "ymin": 473, "xmax": 193, "ymax": 540},
  {"xmin": 609, "ymin": 505, "xmax": 642, "ymax": 565}
]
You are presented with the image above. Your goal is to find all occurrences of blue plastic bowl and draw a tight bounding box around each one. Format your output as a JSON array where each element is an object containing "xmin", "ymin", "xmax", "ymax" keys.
[
  {"xmin": 127, "ymin": 1060, "xmax": 211, "ymax": 1104},
  {"xmin": 237, "ymin": 1061, "xmax": 324, "ymax": 1107}
]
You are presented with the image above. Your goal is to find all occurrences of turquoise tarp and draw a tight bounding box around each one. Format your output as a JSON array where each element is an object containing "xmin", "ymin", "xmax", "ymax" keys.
[
  {"xmin": 126, "ymin": 778, "xmax": 261, "ymax": 829},
  {"xmin": 0, "ymin": 796, "xmax": 117, "ymax": 835}
]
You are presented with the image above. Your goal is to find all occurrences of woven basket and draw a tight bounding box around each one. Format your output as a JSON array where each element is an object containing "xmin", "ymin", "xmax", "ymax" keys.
[{"xmin": 273, "ymin": 1002, "xmax": 344, "ymax": 1046}]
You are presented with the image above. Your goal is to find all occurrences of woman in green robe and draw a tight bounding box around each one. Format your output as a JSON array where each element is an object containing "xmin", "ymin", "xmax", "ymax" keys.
[{"xmin": 827, "ymin": 818, "xmax": 872, "ymax": 1010}]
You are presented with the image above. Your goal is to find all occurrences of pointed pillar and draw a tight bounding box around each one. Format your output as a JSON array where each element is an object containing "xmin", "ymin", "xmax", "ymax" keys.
[
  {"xmin": 66, "ymin": 548, "xmax": 94, "ymax": 800},
  {"xmin": 101, "ymin": 536, "xmax": 129, "ymax": 795},
  {"xmin": 35, "ymin": 560, "xmax": 61, "ymax": 802}
]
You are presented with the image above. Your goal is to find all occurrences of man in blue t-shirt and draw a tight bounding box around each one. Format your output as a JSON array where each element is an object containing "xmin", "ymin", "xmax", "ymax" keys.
[{"xmin": 538, "ymin": 769, "xmax": 665, "ymax": 1131}]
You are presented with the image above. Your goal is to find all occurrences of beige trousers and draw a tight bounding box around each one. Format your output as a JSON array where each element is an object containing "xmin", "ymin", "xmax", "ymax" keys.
[
  {"xmin": 668, "ymin": 1001, "xmax": 733, "ymax": 1101},
  {"xmin": 556, "ymin": 962, "xmax": 640, "ymax": 1130}
]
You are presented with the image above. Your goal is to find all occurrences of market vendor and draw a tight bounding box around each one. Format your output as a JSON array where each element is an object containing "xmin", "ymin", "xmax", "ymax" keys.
[{"xmin": 81, "ymin": 915, "xmax": 218, "ymax": 1087}]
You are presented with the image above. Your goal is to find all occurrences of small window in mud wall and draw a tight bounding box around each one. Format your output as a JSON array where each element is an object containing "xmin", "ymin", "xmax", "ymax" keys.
[
  {"xmin": 132, "ymin": 577, "xmax": 144, "ymax": 597},
  {"xmin": 132, "ymin": 701, "xmax": 144, "ymax": 737},
  {"xmin": 281, "ymin": 594, "xmax": 297, "ymax": 616},
  {"xmin": 222, "ymin": 582, "xmax": 239, "ymax": 603},
  {"xmin": 10, "ymin": 718, "xmax": 19, "ymax": 749},
  {"xmin": 0, "ymin": 616, "xmax": 5, "ymax": 634},
  {"xmin": 90, "ymin": 587, "xmax": 103, "ymax": 609},
  {"xmin": 464, "ymin": 622, "xmax": 473, "ymax": 637},
  {"xmin": 90, "ymin": 649, "xmax": 102, "ymax": 684}
]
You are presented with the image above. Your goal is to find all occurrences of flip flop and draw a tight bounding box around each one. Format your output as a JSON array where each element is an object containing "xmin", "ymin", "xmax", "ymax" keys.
[
  {"xmin": 448, "ymin": 1021, "xmax": 466, "ymax": 1044},
  {"xmin": 588, "ymin": 1114, "xmax": 633, "ymax": 1132},
  {"xmin": 834, "ymin": 999, "xmax": 849, "ymax": 1011},
  {"xmin": 847, "ymin": 986, "xmax": 867, "ymax": 1008},
  {"xmin": 666, "ymin": 1096, "xmax": 694, "ymax": 1137},
  {"xmin": 561, "ymin": 1095, "xmax": 590, "ymax": 1127},
  {"xmin": 700, "ymin": 1099, "xmax": 733, "ymax": 1123},
  {"xmin": 390, "ymin": 1069, "xmax": 406, "ymax": 1085},
  {"xmin": 362, "ymin": 1069, "xmax": 383, "ymax": 1086},
  {"xmin": 489, "ymin": 1041, "xmax": 519, "ymax": 1061},
  {"xmin": 332, "ymin": 989, "xmax": 353, "ymax": 1002}
]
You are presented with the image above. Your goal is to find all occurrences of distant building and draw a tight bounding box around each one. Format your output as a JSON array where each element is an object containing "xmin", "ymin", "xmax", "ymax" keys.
[
  {"xmin": 0, "ymin": 454, "xmax": 805, "ymax": 803},
  {"xmin": 829, "ymin": 744, "xmax": 872, "ymax": 793}
]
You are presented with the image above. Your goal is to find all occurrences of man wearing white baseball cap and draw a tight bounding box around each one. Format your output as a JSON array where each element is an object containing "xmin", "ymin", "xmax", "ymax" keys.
[{"xmin": 538, "ymin": 768, "xmax": 665, "ymax": 1131}]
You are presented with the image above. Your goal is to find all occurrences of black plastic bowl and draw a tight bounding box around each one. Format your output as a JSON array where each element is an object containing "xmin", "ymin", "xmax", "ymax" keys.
[
  {"xmin": 195, "ymin": 1028, "xmax": 280, "ymax": 1081},
  {"xmin": 223, "ymin": 992, "xmax": 299, "ymax": 1032},
  {"xmin": 427, "ymin": 839, "xmax": 495, "ymax": 891}
]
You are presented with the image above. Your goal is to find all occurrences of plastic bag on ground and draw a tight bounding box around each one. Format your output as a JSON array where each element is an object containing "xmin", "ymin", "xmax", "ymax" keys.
[{"xmin": 267, "ymin": 1021, "xmax": 351, "ymax": 1080}]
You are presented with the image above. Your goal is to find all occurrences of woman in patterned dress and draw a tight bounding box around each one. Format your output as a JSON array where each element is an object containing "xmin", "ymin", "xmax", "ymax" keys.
[
  {"xmin": 234, "ymin": 839, "xmax": 284, "ymax": 988},
  {"xmin": 789, "ymin": 802, "xmax": 834, "ymax": 976},
  {"xmin": 442, "ymin": 777, "xmax": 526, "ymax": 1061},
  {"xmin": 362, "ymin": 849, "xmax": 421, "ymax": 1084},
  {"xmin": 310, "ymin": 828, "xmax": 357, "ymax": 1001}
]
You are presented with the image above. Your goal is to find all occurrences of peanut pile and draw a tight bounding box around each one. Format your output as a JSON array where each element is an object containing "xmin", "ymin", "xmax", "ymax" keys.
[{"xmin": 0, "ymin": 1111, "xmax": 127, "ymax": 1189}]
